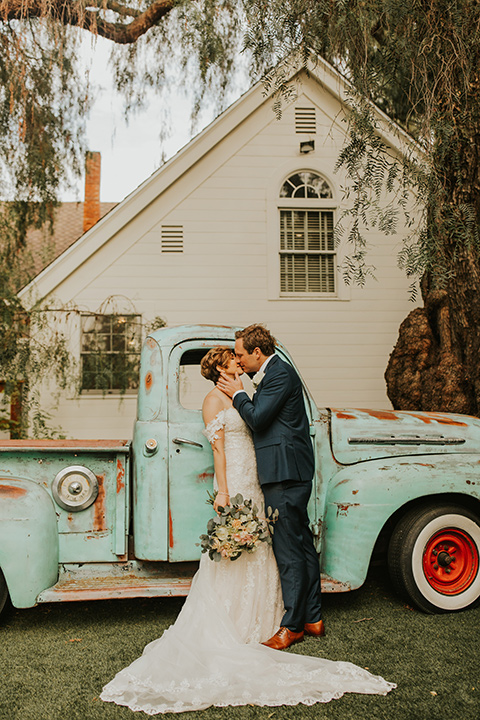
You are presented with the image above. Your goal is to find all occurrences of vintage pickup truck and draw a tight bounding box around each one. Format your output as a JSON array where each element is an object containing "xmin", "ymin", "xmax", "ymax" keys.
[{"xmin": 1, "ymin": 324, "xmax": 479, "ymax": 619}]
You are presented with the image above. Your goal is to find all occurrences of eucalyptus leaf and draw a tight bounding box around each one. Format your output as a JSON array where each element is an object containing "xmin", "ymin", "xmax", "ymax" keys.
[{"xmin": 206, "ymin": 519, "xmax": 215, "ymax": 533}]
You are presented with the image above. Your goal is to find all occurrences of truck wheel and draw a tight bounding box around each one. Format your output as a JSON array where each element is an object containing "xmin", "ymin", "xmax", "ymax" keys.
[
  {"xmin": 388, "ymin": 504, "xmax": 480, "ymax": 613},
  {"xmin": 0, "ymin": 568, "xmax": 9, "ymax": 618}
]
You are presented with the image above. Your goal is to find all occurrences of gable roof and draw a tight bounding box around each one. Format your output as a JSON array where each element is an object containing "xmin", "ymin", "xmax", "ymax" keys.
[
  {"xmin": 21, "ymin": 202, "xmax": 116, "ymax": 284},
  {"xmin": 19, "ymin": 56, "xmax": 415, "ymax": 303}
]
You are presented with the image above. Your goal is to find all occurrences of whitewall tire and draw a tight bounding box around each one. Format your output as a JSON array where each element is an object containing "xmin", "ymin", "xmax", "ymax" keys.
[{"xmin": 388, "ymin": 504, "xmax": 480, "ymax": 613}]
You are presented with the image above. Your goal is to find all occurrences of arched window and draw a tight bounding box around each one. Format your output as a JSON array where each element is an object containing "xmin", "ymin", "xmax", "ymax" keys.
[
  {"xmin": 280, "ymin": 172, "xmax": 333, "ymax": 199},
  {"xmin": 279, "ymin": 171, "xmax": 335, "ymax": 294}
]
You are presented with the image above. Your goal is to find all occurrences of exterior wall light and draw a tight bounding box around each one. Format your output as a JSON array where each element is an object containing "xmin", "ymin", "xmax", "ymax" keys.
[{"xmin": 299, "ymin": 140, "xmax": 315, "ymax": 154}]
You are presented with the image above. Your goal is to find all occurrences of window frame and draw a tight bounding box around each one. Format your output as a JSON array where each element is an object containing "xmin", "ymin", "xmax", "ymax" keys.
[
  {"xmin": 279, "ymin": 207, "xmax": 336, "ymax": 295},
  {"xmin": 278, "ymin": 172, "xmax": 337, "ymax": 298},
  {"xmin": 80, "ymin": 313, "xmax": 143, "ymax": 395}
]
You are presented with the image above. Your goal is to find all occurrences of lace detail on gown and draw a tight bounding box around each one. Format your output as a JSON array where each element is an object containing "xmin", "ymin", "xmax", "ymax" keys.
[
  {"xmin": 202, "ymin": 410, "xmax": 226, "ymax": 444},
  {"xmin": 100, "ymin": 407, "xmax": 396, "ymax": 714}
]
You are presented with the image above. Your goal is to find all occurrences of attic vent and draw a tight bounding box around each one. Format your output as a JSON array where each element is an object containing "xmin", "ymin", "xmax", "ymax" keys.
[
  {"xmin": 295, "ymin": 107, "xmax": 316, "ymax": 134},
  {"xmin": 161, "ymin": 225, "xmax": 184, "ymax": 253}
]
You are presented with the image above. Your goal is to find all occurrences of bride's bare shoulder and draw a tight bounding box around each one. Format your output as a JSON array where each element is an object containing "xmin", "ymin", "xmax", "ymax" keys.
[{"xmin": 202, "ymin": 388, "xmax": 230, "ymax": 423}]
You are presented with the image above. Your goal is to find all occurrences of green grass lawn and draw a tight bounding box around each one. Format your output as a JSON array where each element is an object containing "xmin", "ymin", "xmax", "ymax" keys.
[{"xmin": 2, "ymin": 569, "xmax": 479, "ymax": 720}]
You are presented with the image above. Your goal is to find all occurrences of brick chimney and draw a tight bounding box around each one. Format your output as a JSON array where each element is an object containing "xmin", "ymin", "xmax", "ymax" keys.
[{"xmin": 83, "ymin": 151, "xmax": 101, "ymax": 233}]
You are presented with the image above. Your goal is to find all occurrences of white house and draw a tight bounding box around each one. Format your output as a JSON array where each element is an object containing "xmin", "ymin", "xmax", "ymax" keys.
[{"xmin": 20, "ymin": 58, "xmax": 418, "ymax": 439}]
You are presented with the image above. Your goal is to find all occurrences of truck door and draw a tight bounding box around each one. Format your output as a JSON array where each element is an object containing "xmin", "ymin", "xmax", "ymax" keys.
[
  {"xmin": 167, "ymin": 340, "xmax": 228, "ymax": 561},
  {"xmin": 166, "ymin": 339, "xmax": 316, "ymax": 561}
]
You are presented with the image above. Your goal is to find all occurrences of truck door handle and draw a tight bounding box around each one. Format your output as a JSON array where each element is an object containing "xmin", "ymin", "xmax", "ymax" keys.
[{"xmin": 172, "ymin": 437, "xmax": 203, "ymax": 448}]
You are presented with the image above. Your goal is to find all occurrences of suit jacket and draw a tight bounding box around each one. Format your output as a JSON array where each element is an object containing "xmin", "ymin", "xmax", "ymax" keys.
[{"xmin": 233, "ymin": 354, "xmax": 314, "ymax": 486}]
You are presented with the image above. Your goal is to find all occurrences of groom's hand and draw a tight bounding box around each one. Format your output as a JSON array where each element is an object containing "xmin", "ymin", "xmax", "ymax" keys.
[{"xmin": 217, "ymin": 371, "xmax": 243, "ymax": 398}]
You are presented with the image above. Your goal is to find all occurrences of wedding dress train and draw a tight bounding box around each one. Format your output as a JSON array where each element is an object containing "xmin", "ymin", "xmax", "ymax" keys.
[{"xmin": 100, "ymin": 407, "xmax": 395, "ymax": 714}]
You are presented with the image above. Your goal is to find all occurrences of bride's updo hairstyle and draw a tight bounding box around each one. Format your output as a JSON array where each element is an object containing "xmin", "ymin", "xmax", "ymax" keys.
[
  {"xmin": 235, "ymin": 324, "xmax": 276, "ymax": 356},
  {"xmin": 201, "ymin": 347, "xmax": 234, "ymax": 384}
]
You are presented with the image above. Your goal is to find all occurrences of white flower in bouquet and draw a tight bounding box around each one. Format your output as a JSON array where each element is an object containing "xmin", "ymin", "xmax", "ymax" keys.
[
  {"xmin": 215, "ymin": 525, "xmax": 230, "ymax": 541},
  {"xmin": 198, "ymin": 491, "xmax": 279, "ymax": 562}
]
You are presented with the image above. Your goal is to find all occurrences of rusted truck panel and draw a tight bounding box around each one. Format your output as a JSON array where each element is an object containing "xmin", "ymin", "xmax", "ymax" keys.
[
  {"xmin": 0, "ymin": 442, "xmax": 131, "ymax": 564},
  {"xmin": 0, "ymin": 477, "xmax": 58, "ymax": 607}
]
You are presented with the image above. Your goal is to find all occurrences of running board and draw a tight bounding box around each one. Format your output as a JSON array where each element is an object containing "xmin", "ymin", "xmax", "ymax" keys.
[{"xmin": 36, "ymin": 561, "xmax": 197, "ymax": 603}]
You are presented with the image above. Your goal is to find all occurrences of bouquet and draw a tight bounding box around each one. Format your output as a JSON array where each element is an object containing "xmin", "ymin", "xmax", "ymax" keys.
[{"xmin": 199, "ymin": 491, "xmax": 279, "ymax": 562}]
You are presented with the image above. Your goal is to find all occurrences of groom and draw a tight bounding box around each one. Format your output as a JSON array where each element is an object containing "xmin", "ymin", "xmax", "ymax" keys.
[{"xmin": 217, "ymin": 324, "xmax": 324, "ymax": 650}]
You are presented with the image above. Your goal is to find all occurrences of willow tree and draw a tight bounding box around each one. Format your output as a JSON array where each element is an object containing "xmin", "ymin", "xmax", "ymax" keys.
[
  {"xmin": 0, "ymin": 0, "xmax": 243, "ymax": 435},
  {"xmin": 241, "ymin": 0, "xmax": 480, "ymax": 416},
  {"xmin": 0, "ymin": 0, "xmax": 246, "ymax": 289},
  {"xmin": 0, "ymin": 1, "xmax": 245, "ymax": 230}
]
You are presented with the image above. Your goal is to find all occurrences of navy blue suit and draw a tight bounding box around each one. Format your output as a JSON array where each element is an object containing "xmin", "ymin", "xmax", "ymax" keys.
[{"xmin": 233, "ymin": 354, "xmax": 322, "ymax": 631}]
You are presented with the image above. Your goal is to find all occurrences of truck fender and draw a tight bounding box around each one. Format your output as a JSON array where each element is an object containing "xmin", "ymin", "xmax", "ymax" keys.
[
  {"xmin": 322, "ymin": 455, "xmax": 480, "ymax": 590},
  {"xmin": 0, "ymin": 477, "xmax": 59, "ymax": 608}
]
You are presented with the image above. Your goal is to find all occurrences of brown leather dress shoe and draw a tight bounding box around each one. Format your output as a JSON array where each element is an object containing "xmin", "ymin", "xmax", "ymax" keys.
[
  {"xmin": 304, "ymin": 619, "xmax": 326, "ymax": 637},
  {"xmin": 262, "ymin": 627, "xmax": 304, "ymax": 650}
]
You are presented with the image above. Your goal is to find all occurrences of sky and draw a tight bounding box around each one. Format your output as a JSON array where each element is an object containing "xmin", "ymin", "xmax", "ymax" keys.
[{"xmin": 61, "ymin": 35, "xmax": 247, "ymax": 204}]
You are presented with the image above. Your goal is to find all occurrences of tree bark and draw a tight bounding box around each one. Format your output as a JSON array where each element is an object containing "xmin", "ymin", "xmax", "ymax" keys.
[{"xmin": 385, "ymin": 283, "xmax": 477, "ymax": 415}]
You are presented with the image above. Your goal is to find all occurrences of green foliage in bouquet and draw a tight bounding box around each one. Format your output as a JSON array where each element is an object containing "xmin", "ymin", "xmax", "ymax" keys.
[{"xmin": 199, "ymin": 491, "xmax": 279, "ymax": 562}]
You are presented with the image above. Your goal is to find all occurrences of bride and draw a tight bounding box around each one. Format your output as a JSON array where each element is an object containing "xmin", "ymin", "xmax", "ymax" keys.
[{"xmin": 100, "ymin": 347, "xmax": 395, "ymax": 714}]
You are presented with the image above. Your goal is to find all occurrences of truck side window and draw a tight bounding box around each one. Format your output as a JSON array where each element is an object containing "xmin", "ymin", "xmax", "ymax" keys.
[
  {"xmin": 178, "ymin": 347, "xmax": 255, "ymax": 411},
  {"xmin": 179, "ymin": 349, "xmax": 212, "ymax": 410}
]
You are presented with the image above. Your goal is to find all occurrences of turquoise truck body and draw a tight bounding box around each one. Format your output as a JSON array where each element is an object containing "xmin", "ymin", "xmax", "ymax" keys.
[{"xmin": 1, "ymin": 325, "xmax": 479, "ymax": 615}]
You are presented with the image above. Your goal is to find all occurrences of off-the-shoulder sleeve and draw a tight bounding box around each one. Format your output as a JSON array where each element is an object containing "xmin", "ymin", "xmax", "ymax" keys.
[{"xmin": 203, "ymin": 410, "xmax": 226, "ymax": 444}]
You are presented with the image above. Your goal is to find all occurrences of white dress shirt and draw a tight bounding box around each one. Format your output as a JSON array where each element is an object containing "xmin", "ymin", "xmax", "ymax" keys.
[{"xmin": 233, "ymin": 354, "xmax": 274, "ymax": 401}]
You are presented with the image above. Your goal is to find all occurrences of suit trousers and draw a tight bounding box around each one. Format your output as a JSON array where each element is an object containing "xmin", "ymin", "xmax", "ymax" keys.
[{"xmin": 262, "ymin": 479, "xmax": 322, "ymax": 632}]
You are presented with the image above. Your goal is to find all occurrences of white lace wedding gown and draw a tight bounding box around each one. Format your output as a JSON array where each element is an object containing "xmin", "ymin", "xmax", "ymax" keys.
[{"xmin": 100, "ymin": 407, "xmax": 395, "ymax": 714}]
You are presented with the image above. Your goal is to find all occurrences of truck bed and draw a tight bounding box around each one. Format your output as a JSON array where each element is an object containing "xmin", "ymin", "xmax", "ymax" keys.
[{"xmin": 0, "ymin": 439, "xmax": 130, "ymax": 451}]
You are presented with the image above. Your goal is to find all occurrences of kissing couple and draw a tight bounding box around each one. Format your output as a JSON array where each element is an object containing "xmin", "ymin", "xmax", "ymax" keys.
[{"xmin": 101, "ymin": 324, "xmax": 395, "ymax": 714}]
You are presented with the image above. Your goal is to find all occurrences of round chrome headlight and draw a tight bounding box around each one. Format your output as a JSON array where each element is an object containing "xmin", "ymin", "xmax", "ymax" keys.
[{"xmin": 52, "ymin": 466, "xmax": 99, "ymax": 511}]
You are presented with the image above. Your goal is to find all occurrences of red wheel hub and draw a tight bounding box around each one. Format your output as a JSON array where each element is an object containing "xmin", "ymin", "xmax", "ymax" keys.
[{"xmin": 423, "ymin": 528, "xmax": 479, "ymax": 595}]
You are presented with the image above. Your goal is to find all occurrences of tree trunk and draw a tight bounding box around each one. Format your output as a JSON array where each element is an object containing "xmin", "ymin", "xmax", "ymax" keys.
[
  {"xmin": 386, "ymin": 72, "xmax": 480, "ymax": 416},
  {"xmin": 385, "ymin": 281, "xmax": 478, "ymax": 415},
  {"xmin": 9, "ymin": 381, "xmax": 25, "ymax": 439}
]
